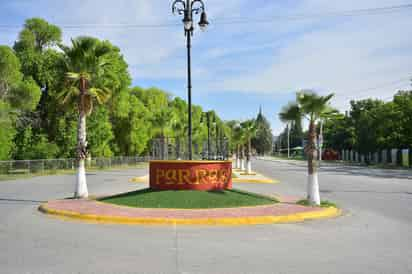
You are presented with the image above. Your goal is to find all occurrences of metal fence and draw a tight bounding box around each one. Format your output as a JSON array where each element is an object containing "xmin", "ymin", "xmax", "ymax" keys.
[
  {"xmin": 0, "ymin": 156, "xmax": 150, "ymax": 176},
  {"xmin": 341, "ymin": 148, "xmax": 412, "ymax": 167},
  {"xmin": 150, "ymin": 137, "xmax": 229, "ymax": 160}
]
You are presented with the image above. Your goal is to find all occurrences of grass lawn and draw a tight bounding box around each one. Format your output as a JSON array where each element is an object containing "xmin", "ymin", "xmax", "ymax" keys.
[
  {"xmin": 0, "ymin": 163, "xmax": 147, "ymax": 182},
  {"xmin": 100, "ymin": 188, "xmax": 278, "ymax": 209}
]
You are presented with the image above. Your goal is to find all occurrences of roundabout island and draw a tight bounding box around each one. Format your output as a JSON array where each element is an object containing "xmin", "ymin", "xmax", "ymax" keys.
[{"xmin": 38, "ymin": 160, "xmax": 341, "ymax": 226}]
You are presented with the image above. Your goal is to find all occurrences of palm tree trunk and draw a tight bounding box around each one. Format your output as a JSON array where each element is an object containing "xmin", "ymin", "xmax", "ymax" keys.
[
  {"xmin": 287, "ymin": 124, "xmax": 290, "ymax": 158},
  {"xmin": 176, "ymin": 137, "xmax": 181, "ymax": 160},
  {"xmin": 247, "ymin": 137, "xmax": 252, "ymax": 174},
  {"xmin": 241, "ymin": 145, "xmax": 246, "ymax": 171},
  {"xmin": 236, "ymin": 144, "xmax": 240, "ymax": 169},
  {"xmin": 307, "ymin": 120, "xmax": 320, "ymax": 205},
  {"xmin": 160, "ymin": 136, "xmax": 165, "ymax": 160},
  {"xmin": 75, "ymin": 104, "xmax": 88, "ymax": 197}
]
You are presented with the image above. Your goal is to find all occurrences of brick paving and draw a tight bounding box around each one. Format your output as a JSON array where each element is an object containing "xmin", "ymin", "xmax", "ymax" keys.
[{"xmin": 44, "ymin": 198, "xmax": 323, "ymax": 220}]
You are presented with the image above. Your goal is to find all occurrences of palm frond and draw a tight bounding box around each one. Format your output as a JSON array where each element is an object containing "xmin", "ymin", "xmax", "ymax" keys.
[
  {"xmin": 65, "ymin": 72, "xmax": 80, "ymax": 81},
  {"xmin": 279, "ymin": 102, "xmax": 301, "ymax": 124}
]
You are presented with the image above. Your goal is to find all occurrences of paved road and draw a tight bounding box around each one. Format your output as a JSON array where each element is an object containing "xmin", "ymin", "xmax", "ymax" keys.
[{"xmin": 1, "ymin": 160, "xmax": 411, "ymax": 274}]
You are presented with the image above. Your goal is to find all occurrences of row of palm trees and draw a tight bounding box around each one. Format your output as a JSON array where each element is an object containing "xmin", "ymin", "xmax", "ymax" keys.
[{"xmin": 232, "ymin": 120, "xmax": 258, "ymax": 174}]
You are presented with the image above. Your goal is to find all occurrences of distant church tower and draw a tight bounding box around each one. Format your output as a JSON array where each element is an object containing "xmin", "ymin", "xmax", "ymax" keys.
[{"xmin": 257, "ymin": 105, "xmax": 263, "ymax": 121}]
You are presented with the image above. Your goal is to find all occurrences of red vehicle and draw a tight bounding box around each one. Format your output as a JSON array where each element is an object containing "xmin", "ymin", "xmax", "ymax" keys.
[{"xmin": 322, "ymin": 149, "xmax": 340, "ymax": 160}]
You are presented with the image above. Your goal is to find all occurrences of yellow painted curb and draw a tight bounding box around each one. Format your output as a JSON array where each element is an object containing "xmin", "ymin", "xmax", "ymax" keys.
[
  {"xmin": 38, "ymin": 204, "xmax": 340, "ymax": 226},
  {"xmin": 129, "ymin": 175, "xmax": 148, "ymax": 183},
  {"xmin": 232, "ymin": 178, "xmax": 278, "ymax": 184}
]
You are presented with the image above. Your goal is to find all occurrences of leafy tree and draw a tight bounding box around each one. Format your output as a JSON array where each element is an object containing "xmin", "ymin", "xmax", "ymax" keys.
[
  {"xmin": 53, "ymin": 114, "xmax": 78, "ymax": 158},
  {"xmin": 8, "ymin": 78, "xmax": 41, "ymax": 111},
  {"xmin": 87, "ymin": 107, "xmax": 114, "ymax": 157},
  {"xmin": 232, "ymin": 123, "xmax": 246, "ymax": 170},
  {"xmin": 111, "ymin": 90, "xmax": 151, "ymax": 156},
  {"xmin": 0, "ymin": 46, "xmax": 22, "ymax": 99},
  {"xmin": 12, "ymin": 126, "xmax": 58, "ymax": 159},
  {"xmin": 323, "ymin": 114, "xmax": 355, "ymax": 151},
  {"xmin": 252, "ymin": 109, "xmax": 273, "ymax": 155},
  {"xmin": 59, "ymin": 36, "xmax": 115, "ymax": 198},
  {"xmin": 279, "ymin": 103, "xmax": 301, "ymax": 157},
  {"xmin": 392, "ymin": 91, "xmax": 412, "ymax": 148},
  {"xmin": 0, "ymin": 101, "xmax": 15, "ymax": 160},
  {"xmin": 150, "ymin": 107, "xmax": 173, "ymax": 159},
  {"xmin": 29, "ymin": 134, "xmax": 59, "ymax": 159},
  {"xmin": 170, "ymin": 97, "xmax": 187, "ymax": 159},
  {"xmin": 14, "ymin": 18, "xmax": 61, "ymax": 52}
]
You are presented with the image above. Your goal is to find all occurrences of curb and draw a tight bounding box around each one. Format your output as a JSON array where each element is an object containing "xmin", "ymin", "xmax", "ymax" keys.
[
  {"xmin": 232, "ymin": 178, "xmax": 278, "ymax": 184},
  {"xmin": 38, "ymin": 204, "xmax": 340, "ymax": 226},
  {"xmin": 129, "ymin": 175, "xmax": 148, "ymax": 183}
]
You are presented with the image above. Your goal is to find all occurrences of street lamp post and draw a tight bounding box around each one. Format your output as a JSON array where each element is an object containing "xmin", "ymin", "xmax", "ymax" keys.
[
  {"xmin": 215, "ymin": 124, "xmax": 219, "ymax": 160},
  {"xmin": 172, "ymin": 0, "xmax": 209, "ymax": 160}
]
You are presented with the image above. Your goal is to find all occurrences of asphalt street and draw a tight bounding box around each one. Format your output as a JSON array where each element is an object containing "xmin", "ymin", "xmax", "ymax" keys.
[{"xmin": 1, "ymin": 159, "xmax": 411, "ymax": 274}]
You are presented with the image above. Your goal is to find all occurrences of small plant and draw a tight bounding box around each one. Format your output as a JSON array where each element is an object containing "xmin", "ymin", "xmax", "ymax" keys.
[{"xmin": 297, "ymin": 199, "xmax": 337, "ymax": 208}]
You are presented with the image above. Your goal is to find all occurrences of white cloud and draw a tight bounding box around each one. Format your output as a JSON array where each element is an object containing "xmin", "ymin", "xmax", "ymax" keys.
[
  {"xmin": 1, "ymin": 0, "xmax": 411, "ymax": 131},
  {"xmin": 213, "ymin": 1, "xmax": 412, "ymax": 110}
]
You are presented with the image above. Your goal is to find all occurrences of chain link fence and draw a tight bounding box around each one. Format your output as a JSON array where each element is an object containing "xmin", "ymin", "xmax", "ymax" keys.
[{"xmin": 0, "ymin": 156, "xmax": 150, "ymax": 177}]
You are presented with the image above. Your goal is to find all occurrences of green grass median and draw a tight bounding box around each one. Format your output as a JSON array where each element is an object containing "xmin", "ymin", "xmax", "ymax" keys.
[{"xmin": 100, "ymin": 188, "xmax": 278, "ymax": 209}]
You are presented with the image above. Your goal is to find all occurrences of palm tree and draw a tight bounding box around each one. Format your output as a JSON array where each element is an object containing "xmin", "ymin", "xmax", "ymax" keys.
[
  {"xmin": 241, "ymin": 119, "xmax": 258, "ymax": 174},
  {"xmin": 281, "ymin": 90, "xmax": 335, "ymax": 205},
  {"xmin": 232, "ymin": 124, "xmax": 244, "ymax": 170},
  {"xmin": 58, "ymin": 37, "xmax": 114, "ymax": 198},
  {"xmin": 279, "ymin": 103, "xmax": 301, "ymax": 158}
]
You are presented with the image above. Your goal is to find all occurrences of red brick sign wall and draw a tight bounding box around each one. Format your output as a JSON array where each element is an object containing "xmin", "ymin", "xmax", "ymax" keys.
[{"xmin": 149, "ymin": 160, "xmax": 232, "ymax": 191}]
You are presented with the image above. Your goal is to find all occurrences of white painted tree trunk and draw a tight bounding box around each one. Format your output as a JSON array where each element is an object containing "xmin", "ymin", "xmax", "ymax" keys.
[
  {"xmin": 246, "ymin": 160, "xmax": 252, "ymax": 174},
  {"xmin": 75, "ymin": 159, "xmax": 88, "ymax": 198},
  {"xmin": 241, "ymin": 159, "xmax": 245, "ymax": 171},
  {"xmin": 287, "ymin": 124, "xmax": 290, "ymax": 158},
  {"xmin": 307, "ymin": 172, "xmax": 320, "ymax": 205},
  {"xmin": 306, "ymin": 121, "xmax": 320, "ymax": 206},
  {"xmin": 75, "ymin": 112, "xmax": 88, "ymax": 198},
  {"xmin": 236, "ymin": 155, "xmax": 240, "ymax": 169}
]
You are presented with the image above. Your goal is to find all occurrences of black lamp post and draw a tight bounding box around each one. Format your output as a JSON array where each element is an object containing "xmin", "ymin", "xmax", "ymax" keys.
[
  {"xmin": 172, "ymin": 0, "xmax": 209, "ymax": 160},
  {"xmin": 215, "ymin": 122, "xmax": 219, "ymax": 160}
]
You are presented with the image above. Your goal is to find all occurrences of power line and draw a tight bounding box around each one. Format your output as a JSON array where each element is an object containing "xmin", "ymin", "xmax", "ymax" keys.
[
  {"xmin": 213, "ymin": 3, "xmax": 412, "ymax": 24},
  {"xmin": 0, "ymin": 3, "xmax": 411, "ymax": 30},
  {"xmin": 336, "ymin": 77, "xmax": 411, "ymax": 100},
  {"xmin": 334, "ymin": 76, "xmax": 411, "ymax": 104}
]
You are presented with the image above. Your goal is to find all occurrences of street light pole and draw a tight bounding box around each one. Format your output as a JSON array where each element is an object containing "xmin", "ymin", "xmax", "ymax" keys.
[
  {"xmin": 207, "ymin": 113, "xmax": 211, "ymax": 159},
  {"xmin": 186, "ymin": 30, "xmax": 193, "ymax": 160},
  {"xmin": 319, "ymin": 120, "xmax": 324, "ymax": 161},
  {"xmin": 172, "ymin": 0, "xmax": 209, "ymax": 160},
  {"xmin": 215, "ymin": 124, "xmax": 219, "ymax": 160},
  {"xmin": 201, "ymin": 111, "xmax": 212, "ymax": 159}
]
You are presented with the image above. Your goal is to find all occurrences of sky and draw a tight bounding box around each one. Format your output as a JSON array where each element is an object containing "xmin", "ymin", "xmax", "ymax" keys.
[{"xmin": 0, "ymin": 0, "xmax": 411, "ymax": 135}]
